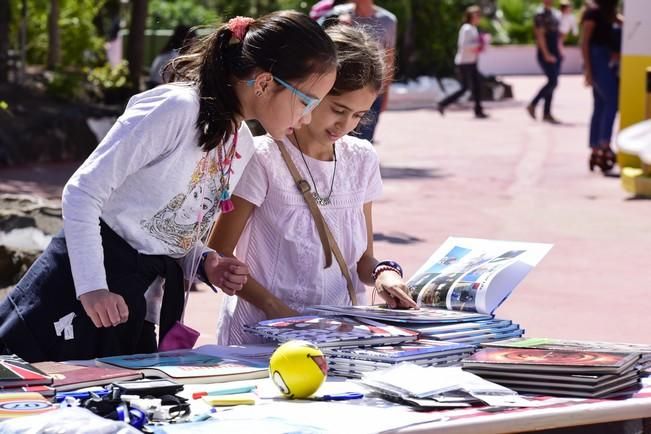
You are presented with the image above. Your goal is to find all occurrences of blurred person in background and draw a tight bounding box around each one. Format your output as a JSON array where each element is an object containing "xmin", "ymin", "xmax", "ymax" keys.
[
  {"xmin": 148, "ymin": 24, "xmax": 197, "ymax": 89},
  {"xmin": 437, "ymin": 5, "xmax": 488, "ymax": 119},
  {"xmin": 320, "ymin": 0, "xmax": 397, "ymax": 143},
  {"xmin": 581, "ymin": 0, "xmax": 622, "ymax": 173},
  {"xmin": 527, "ymin": 0, "xmax": 563, "ymax": 124}
]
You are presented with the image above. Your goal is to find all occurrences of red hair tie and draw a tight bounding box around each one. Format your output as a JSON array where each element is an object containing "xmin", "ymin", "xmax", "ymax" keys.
[{"xmin": 227, "ymin": 16, "xmax": 255, "ymax": 42}]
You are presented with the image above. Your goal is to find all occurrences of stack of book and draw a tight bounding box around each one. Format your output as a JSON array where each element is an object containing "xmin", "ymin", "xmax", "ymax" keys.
[
  {"xmin": 311, "ymin": 305, "xmax": 525, "ymax": 346},
  {"xmin": 483, "ymin": 337, "xmax": 651, "ymax": 373},
  {"xmin": 243, "ymin": 315, "xmax": 418, "ymax": 348},
  {"xmin": 0, "ymin": 354, "xmax": 54, "ymax": 397},
  {"xmin": 462, "ymin": 347, "xmax": 641, "ymax": 398},
  {"xmin": 98, "ymin": 349, "xmax": 270, "ymax": 384},
  {"xmin": 324, "ymin": 339, "xmax": 475, "ymax": 378},
  {"xmin": 32, "ymin": 361, "xmax": 143, "ymax": 392}
]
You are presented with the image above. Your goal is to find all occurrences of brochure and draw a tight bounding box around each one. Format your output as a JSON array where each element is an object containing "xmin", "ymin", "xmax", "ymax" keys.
[{"xmin": 407, "ymin": 237, "xmax": 552, "ymax": 314}]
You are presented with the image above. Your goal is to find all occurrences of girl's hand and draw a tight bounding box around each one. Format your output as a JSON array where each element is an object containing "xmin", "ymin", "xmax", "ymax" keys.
[
  {"xmin": 204, "ymin": 254, "xmax": 249, "ymax": 296},
  {"xmin": 80, "ymin": 289, "xmax": 129, "ymax": 327},
  {"xmin": 375, "ymin": 271, "xmax": 418, "ymax": 309},
  {"xmin": 584, "ymin": 70, "xmax": 593, "ymax": 87}
]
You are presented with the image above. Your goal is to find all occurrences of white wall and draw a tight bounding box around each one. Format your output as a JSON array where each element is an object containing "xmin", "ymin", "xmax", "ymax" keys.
[{"xmin": 478, "ymin": 45, "xmax": 583, "ymax": 76}]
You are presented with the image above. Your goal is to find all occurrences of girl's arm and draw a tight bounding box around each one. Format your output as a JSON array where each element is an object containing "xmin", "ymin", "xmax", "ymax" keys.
[
  {"xmin": 580, "ymin": 19, "xmax": 596, "ymax": 86},
  {"xmin": 207, "ymin": 195, "xmax": 298, "ymax": 319},
  {"xmin": 357, "ymin": 202, "xmax": 417, "ymax": 309}
]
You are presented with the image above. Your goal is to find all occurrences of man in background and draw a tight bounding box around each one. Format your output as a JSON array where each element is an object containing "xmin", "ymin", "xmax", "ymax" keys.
[
  {"xmin": 324, "ymin": 0, "xmax": 397, "ymax": 143},
  {"xmin": 526, "ymin": 0, "xmax": 562, "ymax": 124}
]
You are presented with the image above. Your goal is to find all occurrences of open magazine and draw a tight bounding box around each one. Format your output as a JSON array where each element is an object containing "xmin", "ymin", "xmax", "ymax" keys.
[{"xmin": 406, "ymin": 237, "xmax": 552, "ymax": 315}]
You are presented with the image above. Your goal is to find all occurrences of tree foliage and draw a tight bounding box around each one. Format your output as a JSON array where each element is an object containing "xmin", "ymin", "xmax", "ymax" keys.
[{"xmin": 8, "ymin": 0, "xmax": 107, "ymax": 68}]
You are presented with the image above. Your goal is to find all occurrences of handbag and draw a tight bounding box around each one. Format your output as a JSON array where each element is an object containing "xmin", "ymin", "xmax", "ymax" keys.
[
  {"xmin": 275, "ymin": 139, "xmax": 357, "ymax": 306},
  {"xmin": 158, "ymin": 277, "xmax": 200, "ymax": 351},
  {"xmin": 158, "ymin": 320, "xmax": 200, "ymax": 351}
]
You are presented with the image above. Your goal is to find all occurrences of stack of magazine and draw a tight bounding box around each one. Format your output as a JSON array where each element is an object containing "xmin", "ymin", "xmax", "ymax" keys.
[
  {"xmin": 482, "ymin": 337, "xmax": 651, "ymax": 373},
  {"xmin": 324, "ymin": 339, "xmax": 475, "ymax": 378},
  {"xmin": 243, "ymin": 316, "xmax": 418, "ymax": 348},
  {"xmin": 309, "ymin": 237, "xmax": 552, "ymax": 347},
  {"xmin": 245, "ymin": 238, "xmax": 552, "ymax": 378},
  {"xmin": 310, "ymin": 305, "xmax": 525, "ymax": 346},
  {"xmin": 462, "ymin": 347, "xmax": 641, "ymax": 398}
]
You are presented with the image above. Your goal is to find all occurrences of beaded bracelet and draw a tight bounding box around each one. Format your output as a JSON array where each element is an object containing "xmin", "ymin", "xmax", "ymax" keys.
[
  {"xmin": 372, "ymin": 265, "xmax": 401, "ymax": 282},
  {"xmin": 372, "ymin": 260, "xmax": 404, "ymax": 281}
]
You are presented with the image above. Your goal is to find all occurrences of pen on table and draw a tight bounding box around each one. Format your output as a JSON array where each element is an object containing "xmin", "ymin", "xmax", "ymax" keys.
[
  {"xmin": 190, "ymin": 407, "xmax": 217, "ymax": 422},
  {"xmin": 192, "ymin": 385, "xmax": 257, "ymax": 400},
  {"xmin": 313, "ymin": 392, "xmax": 364, "ymax": 401},
  {"xmin": 54, "ymin": 389, "xmax": 112, "ymax": 403}
]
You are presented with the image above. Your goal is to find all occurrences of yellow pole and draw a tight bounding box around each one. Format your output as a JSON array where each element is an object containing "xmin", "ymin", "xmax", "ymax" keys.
[{"xmin": 646, "ymin": 67, "xmax": 651, "ymax": 120}]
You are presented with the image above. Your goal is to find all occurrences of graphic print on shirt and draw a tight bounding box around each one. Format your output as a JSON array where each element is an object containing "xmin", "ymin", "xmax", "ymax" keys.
[{"xmin": 141, "ymin": 153, "xmax": 220, "ymax": 253}]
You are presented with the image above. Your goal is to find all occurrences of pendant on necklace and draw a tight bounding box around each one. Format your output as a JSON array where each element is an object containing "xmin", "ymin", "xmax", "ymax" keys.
[{"xmin": 312, "ymin": 192, "xmax": 331, "ymax": 206}]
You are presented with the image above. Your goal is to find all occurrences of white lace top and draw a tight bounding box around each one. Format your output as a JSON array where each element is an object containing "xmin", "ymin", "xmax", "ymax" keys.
[{"xmin": 215, "ymin": 134, "xmax": 383, "ymax": 344}]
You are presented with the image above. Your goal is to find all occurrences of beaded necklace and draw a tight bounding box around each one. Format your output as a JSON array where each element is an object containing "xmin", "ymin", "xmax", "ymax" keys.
[{"xmin": 216, "ymin": 129, "xmax": 241, "ymax": 213}]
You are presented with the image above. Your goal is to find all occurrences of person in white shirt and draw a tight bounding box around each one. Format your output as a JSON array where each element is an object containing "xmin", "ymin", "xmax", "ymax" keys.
[
  {"xmin": 437, "ymin": 5, "xmax": 488, "ymax": 119},
  {"xmin": 559, "ymin": 0, "xmax": 579, "ymax": 43},
  {"xmin": 209, "ymin": 25, "xmax": 416, "ymax": 346},
  {"xmin": 0, "ymin": 11, "xmax": 338, "ymax": 362}
]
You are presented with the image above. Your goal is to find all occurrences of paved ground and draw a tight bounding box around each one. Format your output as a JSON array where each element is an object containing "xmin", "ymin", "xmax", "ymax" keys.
[{"xmin": 2, "ymin": 75, "xmax": 649, "ymax": 346}]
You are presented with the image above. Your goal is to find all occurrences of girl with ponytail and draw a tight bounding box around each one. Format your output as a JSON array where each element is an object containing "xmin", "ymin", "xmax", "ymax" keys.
[{"xmin": 0, "ymin": 11, "xmax": 337, "ymax": 362}]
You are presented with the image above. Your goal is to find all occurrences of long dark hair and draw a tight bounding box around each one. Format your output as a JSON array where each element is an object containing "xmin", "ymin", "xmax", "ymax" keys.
[
  {"xmin": 170, "ymin": 11, "xmax": 337, "ymax": 152},
  {"xmin": 325, "ymin": 25, "xmax": 385, "ymax": 96}
]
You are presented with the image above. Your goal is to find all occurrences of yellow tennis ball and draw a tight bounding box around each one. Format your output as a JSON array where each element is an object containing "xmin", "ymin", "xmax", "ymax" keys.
[{"xmin": 269, "ymin": 340, "xmax": 328, "ymax": 399}]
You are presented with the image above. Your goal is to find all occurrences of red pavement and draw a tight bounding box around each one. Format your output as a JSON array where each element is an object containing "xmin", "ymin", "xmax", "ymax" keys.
[{"xmin": 2, "ymin": 75, "xmax": 649, "ymax": 346}]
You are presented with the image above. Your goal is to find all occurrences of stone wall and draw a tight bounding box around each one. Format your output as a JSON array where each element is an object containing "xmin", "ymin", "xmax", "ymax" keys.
[
  {"xmin": 0, "ymin": 194, "xmax": 62, "ymax": 289},
  {"xmin": 0, "ymin": 84, "xmax": 120, "ymax": 167}
]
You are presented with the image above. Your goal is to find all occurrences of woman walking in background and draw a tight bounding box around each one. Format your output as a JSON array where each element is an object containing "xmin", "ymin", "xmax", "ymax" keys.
[
  {"xmin": 581, "ymin": 0, "xmax": 622, "ymax": 173},
  {"xmin": 437, "ymin": 5, "xmax": 488, "ymax": 119}
]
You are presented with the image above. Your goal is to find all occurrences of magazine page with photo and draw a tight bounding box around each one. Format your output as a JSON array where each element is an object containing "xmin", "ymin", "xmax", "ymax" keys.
[{"xmin": 407, "ymin": 237, "xmax": 552, "ymax": 314}]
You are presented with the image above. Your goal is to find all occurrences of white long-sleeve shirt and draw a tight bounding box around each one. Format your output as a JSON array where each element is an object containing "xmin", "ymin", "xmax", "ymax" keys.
[
  {"xmin": 455, "ymin": 23, "xmax": 481, "ymax": 65},
  {"xmin": 62, "ymin": 83, "xmax": 254, "ymax": 298}
]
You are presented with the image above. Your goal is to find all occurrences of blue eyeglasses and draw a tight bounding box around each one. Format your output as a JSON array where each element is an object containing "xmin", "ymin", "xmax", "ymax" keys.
[{"xmin": 246, "ymin": 76, "xmax": 321, "ymax": 116}]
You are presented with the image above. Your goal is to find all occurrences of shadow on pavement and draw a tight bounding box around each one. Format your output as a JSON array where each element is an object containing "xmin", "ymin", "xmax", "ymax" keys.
[
  {"xmin": 373, "ymin": 232, "xmax": 424, "ymax": 245},
  {"xmin": 380, "ymin": 166, "xmax": 446, "ymax": 180}
]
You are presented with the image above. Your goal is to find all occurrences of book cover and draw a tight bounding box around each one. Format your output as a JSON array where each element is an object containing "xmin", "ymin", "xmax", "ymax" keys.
[
  {"xmin": 309, "ymin": 305, "xmax": 492, "ymax": 324},
  {"xmin": 463, "ymin": 348, "xmax": 640, "ymax": 374},
  {"xmin": 496, "ymin": 378, "xmax": 641, "ymax": 399},
  {"xmin": 0, "ymin": 392, "xmax": 55, "ymax": 419},
  {"xmin": 0, "ymin": 385, "xmax": 55, "ymax": 398},
  {"xmin": 406, "ymin": 237, "xmax": 552, "ymax": 314},
  {"xmin": 98, "ymin": 350, "xmax": 269, "ymax": 384},
  {"xmin": 484, "ymin": 337, "xmax": 651, "ymax": 354},
  {"xmin": 458, "ymin": 368, "xmax": 621, "ymax": 385},
  {"xmin": 0, "ymin": 355, "xmax": 52, "ymax": 388},
  {"xmin": 326, "ymin": 339, "xmax": 474, "ymax": 363},
  {"xmin": 478, "ymin": 370, "xmax": 639, "ymax": 392},
  {"xmin": 245, "ymin": 315, "xmax": 418, "ymax": 348},
  {"xmin": 32, "ymin": 361, "xmax": 143, "ymax": 392}
]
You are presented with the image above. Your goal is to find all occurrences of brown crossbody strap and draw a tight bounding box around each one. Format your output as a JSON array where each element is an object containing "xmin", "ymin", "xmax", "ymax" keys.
[{"xmin": 275, "ymin": 139, "xmax": 357, "ymax": 306}]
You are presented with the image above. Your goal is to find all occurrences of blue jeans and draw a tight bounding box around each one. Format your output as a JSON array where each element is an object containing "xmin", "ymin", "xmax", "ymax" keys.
[
  {"xmin": 589, "ymin": 45, "xmax": 619, "ymax": 149},
  {"xmin": 531, "ymin": 54, "xmax": 561, "ymax": 116},
  {"xmin": 356, "ymin": 93, "xmax": 385, "ymax": 142}
]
